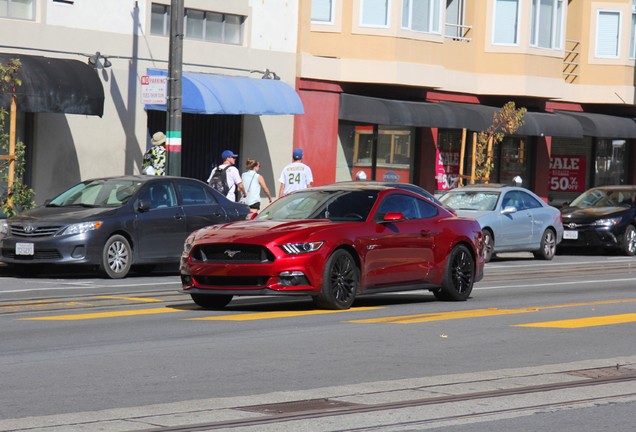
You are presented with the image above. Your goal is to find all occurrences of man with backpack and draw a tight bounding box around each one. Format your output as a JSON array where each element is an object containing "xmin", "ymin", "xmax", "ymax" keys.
[{"xmin": 207, "ymin": 150, "xmax": 246, "ymax": 202}]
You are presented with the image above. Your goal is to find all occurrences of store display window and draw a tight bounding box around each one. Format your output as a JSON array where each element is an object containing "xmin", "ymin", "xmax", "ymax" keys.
[{"xmin": 338, "ymin": 122, "xmax": 414, "ymax": 183}]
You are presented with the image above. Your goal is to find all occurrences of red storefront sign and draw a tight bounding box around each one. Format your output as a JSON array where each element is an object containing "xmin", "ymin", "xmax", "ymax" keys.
[
  {"xmin": 549, "ymin": 155, "xmax": 586, "ymax": 192},
  {"xmin": 436, "ymin": 150, "xmax": 460, "ymax": 190}
]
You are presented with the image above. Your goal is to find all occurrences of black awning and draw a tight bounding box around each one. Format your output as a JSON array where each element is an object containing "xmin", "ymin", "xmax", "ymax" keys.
[
  {"xmin": 555, "ymin": 111, "xmax": 636, "ymax": 138},
  {"xmin": 339, "ymin": 94, "xmax": 460, "ymax": 128},
  {"xmin": 517, "ymin": 112, "xmax": 583, "ymax": 138},
  {"xmin": 439, "ymin": 102, "xmax": 584, "ymax": 137},
  {"xmin": 0, "ymin": 53, "xmax": 104, "ymax": 116}
]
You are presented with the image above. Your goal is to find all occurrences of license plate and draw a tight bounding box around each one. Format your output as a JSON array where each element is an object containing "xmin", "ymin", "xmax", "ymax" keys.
[
  {"xmin": 563, "ymin": 230, "xmax": 578, "ymax": 240},
  {"xmin": 15, "ymin": 242, "xmax": 34, "ymax": 255}
]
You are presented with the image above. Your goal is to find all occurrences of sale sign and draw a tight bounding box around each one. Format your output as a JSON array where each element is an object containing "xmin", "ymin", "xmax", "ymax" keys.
[
  {"xmin": 549, "ymin": 155, "xmax": 586, "ymax": 192},
  {"xmin": 436, "ymin": 150, "xmax": 460, "ymax": 190}
]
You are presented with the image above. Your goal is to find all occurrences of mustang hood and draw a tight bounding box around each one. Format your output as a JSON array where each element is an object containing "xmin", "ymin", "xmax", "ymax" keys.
[
  {"xmin": 193, "ymin": 219, "xmax": 345, "ymax": 244},
  {"xmin": 8, "ymin": 205, "xmax": 120, "ymax": 224}
]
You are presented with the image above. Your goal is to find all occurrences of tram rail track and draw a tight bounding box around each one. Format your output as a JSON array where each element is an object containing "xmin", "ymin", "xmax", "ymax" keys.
[{"xmin": 140, "ymin": 367, "xmax": 636, "ymax": 431}]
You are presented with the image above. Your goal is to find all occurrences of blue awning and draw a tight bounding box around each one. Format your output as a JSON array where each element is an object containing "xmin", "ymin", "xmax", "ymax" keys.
[{"xmin": 144, "ymin": 69, "xmax": 303, "ymax": 115}]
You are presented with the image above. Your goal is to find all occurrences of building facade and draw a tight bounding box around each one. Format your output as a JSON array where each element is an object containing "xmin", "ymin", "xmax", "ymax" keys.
[
  {"xmin": 2, "ymin": 0, "xmax": 636, "ymax": 208},
  {"xmin": 1, "ymin": 0, "xmax": 300, "ymax": 203},
  {"xmin": 296, "ymin": 0, "xmax": 636, "ymax": 206}
]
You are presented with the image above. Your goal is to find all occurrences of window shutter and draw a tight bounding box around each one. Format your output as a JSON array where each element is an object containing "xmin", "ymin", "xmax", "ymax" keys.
[{"xmin": 596, "ymin": 11, "xmax": 620, "ymax": 57}]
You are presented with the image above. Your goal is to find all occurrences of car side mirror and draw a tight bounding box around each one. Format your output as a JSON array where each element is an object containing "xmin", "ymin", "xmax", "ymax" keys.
[
  {"xmin": 380, "ymin": 212, "xmax": 405, "ymax": 223},
  {"xmin": 501, "ymin": 206, "xmax": 517, "ymax": 215},
  {"xmin": 137, "ymin": 199, "xmax": 151, "ymax": 212}
]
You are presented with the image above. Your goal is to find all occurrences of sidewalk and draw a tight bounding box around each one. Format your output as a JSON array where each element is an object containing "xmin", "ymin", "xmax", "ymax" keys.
[{"xmin": 1, "ymin": 356, "xmax": 635, "ymax": 432}]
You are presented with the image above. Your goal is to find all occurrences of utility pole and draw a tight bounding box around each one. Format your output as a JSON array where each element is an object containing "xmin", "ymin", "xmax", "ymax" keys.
[{"xmin": 166, "ymin": 0, "xmax": 183, "ymax": 176}]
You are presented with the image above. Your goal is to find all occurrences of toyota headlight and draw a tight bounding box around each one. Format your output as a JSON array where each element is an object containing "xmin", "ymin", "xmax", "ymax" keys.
[
  {"xmin": 593, "ymin": 217, "xmax": 621, "ymax": 227},
  {"xmin": 280, "ymin": 241, "xmax": 324, "ymax": 255},
  {"xmin": 0, "ymin": 220, "xmax": 8, "ymax": 236},
  {"xmin": 60, "ymin": 221, "xmax": 103, "ymax": 235}
]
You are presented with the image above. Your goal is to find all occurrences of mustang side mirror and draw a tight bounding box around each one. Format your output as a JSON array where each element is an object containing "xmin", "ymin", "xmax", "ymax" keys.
[{"xmin": 381, "ymin": 212, "xmax": 405, "ymax": 222}]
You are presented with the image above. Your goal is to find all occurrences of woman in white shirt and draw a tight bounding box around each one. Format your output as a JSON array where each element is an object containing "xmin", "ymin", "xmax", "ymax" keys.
[{"xmin": 241, "ymin": 159, "xmax": 273, "ymax": 211}]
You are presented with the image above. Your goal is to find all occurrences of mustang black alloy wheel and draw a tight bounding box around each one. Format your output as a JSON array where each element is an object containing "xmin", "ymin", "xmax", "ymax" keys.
[
  {"xmin": 314, "ymin": 249, "xmax": 359, "ymax": 310},
  {"xmin": 434, "ymin": 244, "xmax": 474, "ymax": 301}
]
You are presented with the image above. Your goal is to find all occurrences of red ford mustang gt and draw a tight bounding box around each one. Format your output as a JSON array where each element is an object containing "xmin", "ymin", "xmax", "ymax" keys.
[{"xmin": 180, "ymin": 183, "xmax": 484, "ymax": 310}]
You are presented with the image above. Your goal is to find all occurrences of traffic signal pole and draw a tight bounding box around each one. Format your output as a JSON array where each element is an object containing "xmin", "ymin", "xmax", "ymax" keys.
[{"xmin": 166, "ymin": 0, "xmax": 183, "ymax": 176}]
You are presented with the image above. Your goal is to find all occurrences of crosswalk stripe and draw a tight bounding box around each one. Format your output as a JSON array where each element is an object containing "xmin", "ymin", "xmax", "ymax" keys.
[
  {"xmin": 347, "ymin": 298, "xmax": 636, "ymax": 324},
  {"xmin": 185, "ymin": 306, "xmax": 384, "ymax": 321},
  {"xmin": 19, "ymin": 307, "xmax": 183, "ymax": 320},
  {"xmin": 515, "ymin": 313, "xmax": 636, "ymax": 328}
]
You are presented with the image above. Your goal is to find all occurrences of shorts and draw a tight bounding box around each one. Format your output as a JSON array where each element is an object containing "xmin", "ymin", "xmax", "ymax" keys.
[{"xmin": 249, "ymin": 202, "xmax": 261, "ymax": 210}]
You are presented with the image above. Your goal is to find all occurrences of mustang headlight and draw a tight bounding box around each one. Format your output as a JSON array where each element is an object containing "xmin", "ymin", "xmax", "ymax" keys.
[
  {"xmin": 183, "ymin": 232, "xmax": 196, "ymax": 254},
  {"xmin": 60, "ymin": 221, "xmax": 103, "ymax": 235},
  {"xmin": 593, "ymin": 217, "xmax": 621, "ymax": 227},
  {"xmin": 280, "ymin": 241, "xmax": 324, "ymax": 255}
]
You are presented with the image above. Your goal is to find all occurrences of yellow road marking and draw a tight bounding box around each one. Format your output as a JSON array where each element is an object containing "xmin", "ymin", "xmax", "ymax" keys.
[
  {"xmin": 95, "ymin": 295, "xmax": 163, "ymax": 303},
  {"xmin": 348, "ymin": 298, "xmax": 636, "ymax": 324},
  {"xmin": 186, "ymin": 306, "xmax": 384, "ymax": 321},
  {"xmin": 515, "ymin": 313, "xmax": 636, "ymax": 329},
  {"xmin": 20, "ymin": 307, "xmax": 181, "ymax": 321}
]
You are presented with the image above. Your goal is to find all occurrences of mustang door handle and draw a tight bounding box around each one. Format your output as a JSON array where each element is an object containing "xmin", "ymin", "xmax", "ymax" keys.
[{"xmin": 420, "ymin": 230, "xmax": 439, "ymax": 237}]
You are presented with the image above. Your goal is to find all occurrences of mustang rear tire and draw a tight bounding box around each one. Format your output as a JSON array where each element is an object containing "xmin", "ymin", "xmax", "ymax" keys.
[
  {"xmin": 191, "ymin": 294, "xmax": 233, "ymax": 309},
  {"xmin": 434, "ymin": 244, "xmax": 474, "ymax": 301},
  {"xmin": 314, "ymin": 249, "xmax": 359, "ymax": 310},
  {"xmin": 99, "ymin": 234, "xmax": 132, "ymax": 279}
]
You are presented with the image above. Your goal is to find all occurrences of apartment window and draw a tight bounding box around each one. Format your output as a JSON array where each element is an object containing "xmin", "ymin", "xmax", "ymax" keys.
[
  {"xmin": 596, "ymin": 10, "xmax": 620, "ymax": 58},
  {"xmin": 493, "ymin": 0, "xmax": 519, "ymax": 44},
  {"xmin": 312, "ymin": 0, "xmax": 334, "ymax": 24},
  {"xmin": 530, "ymin": 0, "xmax": 564, "ymax": 49},
  {"xmin": 445, "ymin": 0, "xmax": 466, "ymax": 38},
  {"xmin": 402, "ymin": 0, "xmax": 442, "ymax": 33},
  {"xmin": 0, "ymin": 0, "xmax": 35, "ymax": 20},
  {"xmin": 150, "ymin": 4, "xmax": 244, "ymax": 45},
  {"xmin": 361, "ymin": 0, "xmax": 389, "ymax": 27},
  {"xmin": 630, "ymin": 1, "xmax": 636, "ymax": 58}
]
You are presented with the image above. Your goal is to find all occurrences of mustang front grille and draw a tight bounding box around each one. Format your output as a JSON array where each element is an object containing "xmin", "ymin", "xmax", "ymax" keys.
[{"xmin": 191, "ymin": 243, "xmax": 275, "ymax": 263}]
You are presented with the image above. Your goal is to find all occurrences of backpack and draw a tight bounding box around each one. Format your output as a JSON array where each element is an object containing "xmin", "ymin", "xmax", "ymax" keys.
[{"xmin": 209, "ymin": 166, "xmax": 229, "ymax": 196}]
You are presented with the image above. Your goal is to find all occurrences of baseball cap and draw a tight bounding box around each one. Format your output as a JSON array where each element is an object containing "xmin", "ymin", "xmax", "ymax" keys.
[
  {"xmin": 222, "ymin": 150, "xmax": 238, "ymax": 159},
  {"xmin": 293, "ymin": 148, "xmax": 304, "ymax": 160}
]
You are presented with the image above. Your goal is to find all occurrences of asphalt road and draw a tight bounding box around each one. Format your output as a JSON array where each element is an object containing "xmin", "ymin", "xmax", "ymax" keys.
[{"xmin": 0, "ymin": 253, "xmax": 635, "ymax": 431}]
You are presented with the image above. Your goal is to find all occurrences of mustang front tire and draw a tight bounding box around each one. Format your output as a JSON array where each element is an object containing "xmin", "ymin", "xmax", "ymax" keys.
[{"xmin": 314, "ymin": 249, "xmax": 359, "ymax": 310}]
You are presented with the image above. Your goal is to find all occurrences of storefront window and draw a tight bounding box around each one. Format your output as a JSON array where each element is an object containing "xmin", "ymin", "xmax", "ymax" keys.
[
  {"xmin": 594, "ymin": 139, "xmax": 627, "ymax": 186},
  {"xmin": 337, "ymin": 123, "xmax": 414, "ymax": 183},
  {"xmin": 436, "ymin": 129, "xmax": 463, "ymax": 191},
  {"xmin": 492, "ymin": 137, "xmax": 529, "ymax": 185},
  {"xmin": 548, "ymin": 137, "xmax": 629, "ymax": 206}
]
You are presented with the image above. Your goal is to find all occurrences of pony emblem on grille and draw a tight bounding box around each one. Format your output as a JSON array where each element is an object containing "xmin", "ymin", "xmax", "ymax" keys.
[{"xmin": 224, "ymin": 249, "xmax": 241, "ymax": 258}]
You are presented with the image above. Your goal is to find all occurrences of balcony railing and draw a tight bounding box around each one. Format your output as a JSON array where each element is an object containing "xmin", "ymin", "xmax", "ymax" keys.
[
  {"xmin": 444, "ymin": 23, "xmax": 472, "ymax": 42},
  {"xmin": 563, "ymin": 39, "xmax": 580, "ymax": 83}
]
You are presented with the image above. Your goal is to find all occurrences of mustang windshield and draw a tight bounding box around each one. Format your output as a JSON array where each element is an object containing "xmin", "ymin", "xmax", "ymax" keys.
[
  {"xmin": 440, "ymin": 191, "xmax": 500, "ymax": 211},
  {"xmin": 48, "ymin": 179, "xmax": 143, "ymax": 208},
  {"xmin": 256, "ymin": 189, "xmax": 379, "ymax": 221}
]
